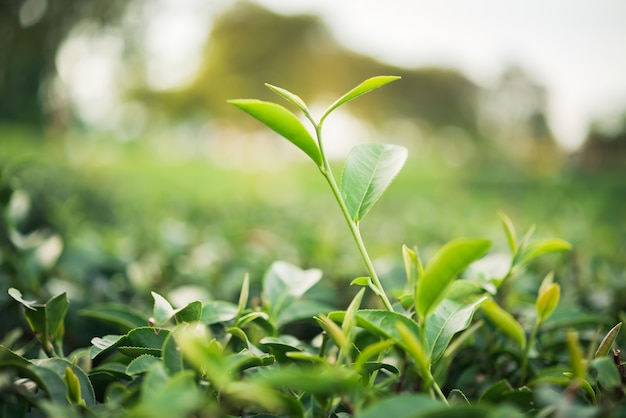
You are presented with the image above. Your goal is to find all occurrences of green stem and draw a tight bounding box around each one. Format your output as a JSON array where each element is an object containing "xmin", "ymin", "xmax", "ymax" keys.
[
  {"xmin": 520, "ymin": 318, "xmax": 540, "ymax": 384},
  {"xmin": 314, "ymin": 124, "xmax": 394, "ymax": 312}
]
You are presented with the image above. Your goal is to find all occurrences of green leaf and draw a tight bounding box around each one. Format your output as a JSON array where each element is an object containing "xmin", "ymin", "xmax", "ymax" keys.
[
  {"xmin": 162, "ymin": 329, "xmax": 184, "ymax": 374},
  {"xmin": 250, "ymin": 365, "xmax": 361, "ymax": 396},
  {"xmin": 174, "ymin": 300, "xmax": 203, "ymax": 323},
  {"xmin": 263, "ymin": 261, "xmax": 322, "ymax": 319},
  {"xmin": 341, "ymin": 143, "xmax": 407, "ymax": 222},
  {"xmin": 64, "ymin": 366, "xmax": 83, "ymax": 405},
  {"xmin": 151, "ymin": 291, "xmax": 175, "ymax": 325},
  {"xmin": 498, "ymin": 210, "xmax": 518, "ymax": 254},
  {"xmin": 595, "ymin": 322, "xmax": 622, "ymax": 357},
  {"xmin": 357, "ymin": 394, "xmax": 442, "ymax": 418},
  {"xmin": 90, "ymin": 334, "xmax": 124, "ymax": 359},
  {"xmin": 228, "ymin": 99, "xmax": 321, "ymax": 166},
  {"xmin": 536, "ymin": 283, "xmax": 560, "ymax": 323},
  {"xmin": 328, "ymin": 309, "xmax": 421, "ymax": 347},
  {"xmin": 265, "ymin": 83, "xmax": 311, "ymax": 119},
  {"xmin": 9, "ymin": 290, "xmax": 69, "ymax": 353},
  {"xmin": 132, "ymin": 364, "xmax": 202, "ymax": 418},
  {"xmin": 478, "ymin": 379, "xmax": 514, "ymax": 404},
  {"xmin": 480, "ymin": 298, "xmax": 526, "ymax": 349},
  {"xmin": 8, "ymin": 288, "xmax": 37, "ymax": 310},
  {"xmin": 120, "ymin": 327, "xmax": 170, "ymax": 358},
  {"xmin": 425, "ymin": 296, "xmax": 486, "ymax": 363},
  {"xmin": 126, "ymin": 354, "xmax": 159, "ymax": 376},
  {"xmin": 79, "ymin": 303, "xmax": 149, "ymax": 330},
  {"xmin": 200, "ymin": 300, "xmax": 238, "ymax": 324},
  {"xmin": 566, "ymin": 330, "xmax": 586, "ymax": 379},
  {"xmin": 402, "ymin": 245, "xmax": 421, "ymax": 291},
  {"xmin": 591, "ymin": 356, "xmax": 622, "ymax": 390},
  {"xmin": 519, "ymin": 238, "xmax": 571, "ymax": 266},
  {"xmin": 416, "ymin": 239, "xmax": 491, "ymax": 319},
  {"xmin": 276, "ymin": 299, "xmax": 333, "ymax": 328},
  {"xmin": 396, "ymin": 321, "xmax": 430, "ymax": 379},
  {"xmin": 237, "ymin": 272, "xmax": 250, "ymax": 317},
  {"xmin": 321, "ymin": 75, "xmax": 401, "ymax": 123},
  {"xmin": 32, "ymin": 358, "xmax": 96, "ymax": 406}
]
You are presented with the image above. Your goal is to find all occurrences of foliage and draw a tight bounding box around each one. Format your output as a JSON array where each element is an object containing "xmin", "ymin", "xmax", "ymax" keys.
[{"xmin": 2, "ymin": 76, "xmax": 626, "ymax": 417}]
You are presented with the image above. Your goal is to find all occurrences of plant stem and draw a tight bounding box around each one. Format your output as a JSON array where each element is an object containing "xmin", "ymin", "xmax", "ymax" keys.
[
  {"xmin": 314, "ymin": 124, "xmax": 394, "ymax": 312},
  {"xmin": 520, "ymin": 318, "xmax": 540, "ymax": 384}
]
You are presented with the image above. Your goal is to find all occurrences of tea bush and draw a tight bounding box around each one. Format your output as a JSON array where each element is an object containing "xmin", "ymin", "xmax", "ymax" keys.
[{"xmin": 1, "ymin": 77, "xmax": 625, "ymax": 417}]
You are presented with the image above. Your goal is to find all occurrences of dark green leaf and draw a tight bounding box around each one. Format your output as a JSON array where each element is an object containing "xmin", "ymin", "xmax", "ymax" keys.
[
  {"xmin": 591, "ymin": 356, "xmax": 622, "ymax": 390},
  {"xmin": 32, "ymin": 358, "xmax": 96, "ymax": 406},
  {"xmin": 357, "ymin": 394, "xmax": 442, "ymax": 418},
  {"xmin": 341, "ymin": 143, "xmax": 407, "ymax": 222},
  {"xmin": 9, "ymin": 290, "xmax": 69, "ymax": 349},
  {"xmin": 228, "ymin": 99, "xmax": 321, "ymax": 165},
  {"xmin": 90, "ymin": 334, "xmax": 124, "ymax": 359},
  {"xmin": 126, "ymin": 354, "xmax": 159, "ymax": 376},
  {"xmin": 416, "ymin": 239, "xmax": 491, "ymax": 318},
  {"xmin": 79, "ymin": 303, "xmax": 149, "ymax": 330},
  {"xmin": 162, "ymin": 330, "xmax": 184, "ymax": 374},
  {"xmin": 174, "ymin": 300, "xmax": 203, "ymax": 323}
]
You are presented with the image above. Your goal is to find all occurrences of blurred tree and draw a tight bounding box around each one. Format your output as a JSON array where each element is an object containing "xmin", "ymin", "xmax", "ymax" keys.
[
  {"xmin": 0, "ymin": 0, "xmax": 130, "ymax": 130},
  {"xmin": 479, "ymin": 65, "xmax": 563, "ymax": 170},
  {"xmin": 134, "ymin": 2, "xmax": 481, "ymax": 138},
  {"xmin": 574, "ymin": 112, "xmax": 626, "ymax": 172}
]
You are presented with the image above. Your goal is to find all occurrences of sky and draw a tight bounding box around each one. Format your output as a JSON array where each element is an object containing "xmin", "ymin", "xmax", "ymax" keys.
[{"xmin": 56, "ymin": 0, "xmax": 626, "ymax": 150}]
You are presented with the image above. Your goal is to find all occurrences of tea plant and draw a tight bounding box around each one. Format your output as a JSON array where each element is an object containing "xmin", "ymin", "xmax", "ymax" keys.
[{"xmin": 2, "ymin": 76, "xmax": 625, "ymax": 417}]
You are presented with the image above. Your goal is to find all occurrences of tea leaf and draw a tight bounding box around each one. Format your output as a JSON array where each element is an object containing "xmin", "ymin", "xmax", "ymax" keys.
[
  {"xmin": 591, "ymin": 356, "xmax": 622, "ymax": 389},
  {"xmin": 566, "ymin": 330, "xmax": 586, "ymax": 379},
  {"xmin": 200, "ymin": 300, "xmax": 238, "ymax": 325},
  {"xmin": 498, "ymin": 210, "xmax": 518, "ymax": 254},
  {"xmin": 33, "ymin": 358, "xmax": 96, "ymax": 406},
  {"xmin": 263, "ymin": 261, "xmax": 322, "ymax": 319},
  {"xmin": 328, "ymin": 309, "xmax": 421, "ymax": 345},
  {"xmin": 396, "ymin": 321, "xmax": 430, "ymax": 380},
  {"xmin": 519, "ymin": 238, "xmax": 571, "ymax": 266},
  {"xmin": 321, "ymin": 75, "xmax": 401, "ymax": 123},
  {"xmin": 480, "ymin": 298, "xmax": 527, "ymax": 348},
  {"xmin": 595, "ymin": 322, "xmax": 622, "ymax": 357},
  {"xmin": 426, "ymin": 296, "xmax": 487, "ymax": 363},
  {"xmin": 162, "ymin": 330, "xmax": 184, "ymax": 374},
  {"xmin": 80, "ymin": 303, "xmax": 149, "ymax": 330},
  {"xmin": 237, "ymin": 272, "xmax": 250, "ymax": 317},
  {"xmin": 265, "ymin": 83, "xmax": 311, "ymax": 119},
  {"xmin": 536, "ymin": 283, "xmax": 560, "ymax": 323},
  {"xmin": 174, "ymin": 300, "xmax": 203, "ymax": 323},
  {"xmin": 126, "ymin": 354, "xmax": 159, "ymax": 376},
  {"xmin": 151, "ymin": 292, "xmax": 175, "ymax": 325},
  {"xmin": 341, "ymin": 143, "xmax": 407, "ymax": 222},
  {"xmin": 9, "ymin": 290, "xmax": 69, "ymax": 353},
  {"xmin": 64, "ymin": 366, "xmax": 83, "ymax": 405},
  {"xmin": 357, "ymin": 394, "xmax": 441, "ymax": 418},
  {"xmin": 416, "ymin": 239, "xmax": 491, "ymax": 319},
  {"xmin": 228, "ymin": 99, "xmax": 321, "ymax": 166}
]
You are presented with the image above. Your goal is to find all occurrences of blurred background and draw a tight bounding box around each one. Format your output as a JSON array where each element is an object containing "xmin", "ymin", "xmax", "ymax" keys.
[{"xmin": 1, "ymin": 0, "xmax": 625, "ymax": 344}]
